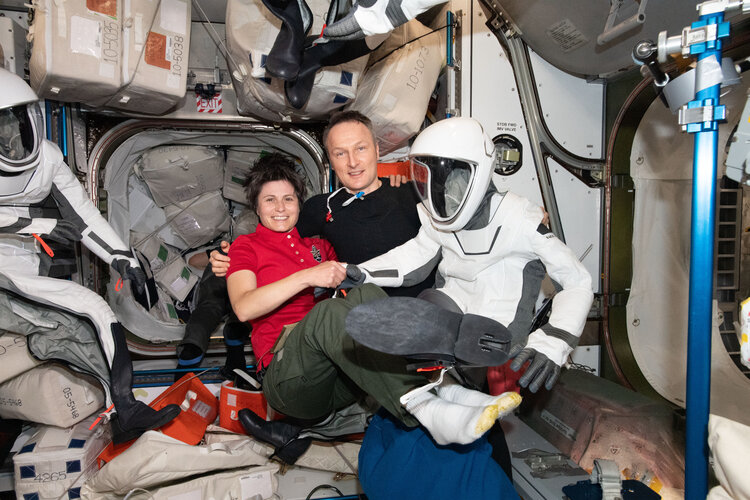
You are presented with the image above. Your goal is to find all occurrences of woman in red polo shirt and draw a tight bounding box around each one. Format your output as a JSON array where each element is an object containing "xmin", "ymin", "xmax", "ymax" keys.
[{"xmin": 225, "ymin": 153, "xmax": 347, "ymax": 372}]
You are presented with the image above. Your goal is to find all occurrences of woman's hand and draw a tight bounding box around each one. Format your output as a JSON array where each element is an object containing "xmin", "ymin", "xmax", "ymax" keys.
[{"xmin": 302, "ymin": 261, "xmax": 347, "ymax": 289}]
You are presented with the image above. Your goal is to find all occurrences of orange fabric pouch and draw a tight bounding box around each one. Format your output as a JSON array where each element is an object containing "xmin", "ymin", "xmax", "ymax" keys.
[{"xmin": 97, "ymin": 373, "xmax": 219, "ymax": 467}]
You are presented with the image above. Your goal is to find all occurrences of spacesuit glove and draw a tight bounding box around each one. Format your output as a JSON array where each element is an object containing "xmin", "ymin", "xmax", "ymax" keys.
[
  {"xmin": 322, "ymin": 0, "xmax": 447, "ymax": 40},
  {"xmin": 509, "ymin": 347, "xmax": 561, "ymax": 393},
  {"xmin": 43, "ymin": 220, "xmax": 83, "ymax": 245},
  {"xmin": 509, "ymin": 329, "xmax": 575, "ymax": 392},
  {"xmin": 112, "ymin": 257, "xmax": 147, "ymax": 295},
  {"xmin": 345, "ymin": 264, "xmax": 366, "ymax": 286}
]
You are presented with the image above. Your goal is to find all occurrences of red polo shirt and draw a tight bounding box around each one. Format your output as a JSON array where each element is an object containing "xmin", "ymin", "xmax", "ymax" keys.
[{"xmin": 226, "ymin": 224, "xmax": 336, "ymax": 368}]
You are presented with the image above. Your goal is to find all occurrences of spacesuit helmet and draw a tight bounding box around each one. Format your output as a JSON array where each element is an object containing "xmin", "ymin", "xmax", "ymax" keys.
[
  {"xmin": 0, "ymin": 68, "xmax": 44, "ymax": 175},
  {"xmin": 409, "ymin": 117, "xmax": 495, "ymax": 231}
]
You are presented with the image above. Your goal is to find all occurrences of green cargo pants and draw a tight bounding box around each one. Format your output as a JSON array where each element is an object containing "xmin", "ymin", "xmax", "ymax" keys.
[{"xmin": 262, "ymin": 284, "xmax": 426, "ymax": 427}]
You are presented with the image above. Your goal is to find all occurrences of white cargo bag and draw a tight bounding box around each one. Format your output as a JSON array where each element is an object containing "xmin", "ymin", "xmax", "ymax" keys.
[
  {"xmin": 226, "ymin": 0, "xmax": 369, "ymax": 121},
  {"xmin": 81, "ymin": 431, "xmax": 274, "ymax": 496},
  {"xmin": 128, "ymin": 176, "xmax": 186, "ymax": 249},
  {"xmin": 205, "ymin": 426, "xmax": 360, "ymax": 475},
  {"xmin": 108, "ymin": 0, "xmax": 192, "ymax": 114},
  {"xmin": 163, "ymin": 190, "xmax": 232, "ymax": 248},
  {"xmin": 81, "ymin": 466, "xmax": 279, "ymax": 500},
  {"xmin": 348, "ymin": 19, "xmax": 445, "ymax": 154},
  {"xmin": 13, "ymin": 415, "xmax": 108, "ymax": 500},
  {"xmin": 0, "ymin": 17, "xmax": 28, "ymax": 77},
  {"xmin": 153, "ymin": 255, "xmax": 198, "ymax": 303},
  {"xmin": 0, "ymin": 333, "xmax": 43, "ymax": 384},
  {"xmin": 223, "ymin": 147, "xmax": 266, "ymax": 204},
  {"xmin": 0, "ymin": 363, "xmax": 105, "ymax": 427},
  {"xmin": 29, "ymin": 0, "xmax": 122, "ymax": 106},
  {"xmin": 132, "ymin": 233, "xmax": 181, "ymax": 273},
  {"xmin": 135, "ymin": 145, "xmax": 224, "ymax": 207}
]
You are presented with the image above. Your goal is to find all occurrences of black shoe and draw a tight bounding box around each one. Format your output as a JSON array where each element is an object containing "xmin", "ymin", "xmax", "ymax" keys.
[
  {"xmin": 110, "ymin": 402, "xmax": 181, "ymax": 444},
  {"xmin": 285, "ymin": 38, "xmax": 374, "ymax": 109},
  {"xmin": 345, "ymin": 297, "xmax": 513, "ymax": 366},
  {"xmin": 262, "ymin": 0, "xmax": 310, "ymax": 80},
  {"xmin": 238, "ymin": 408, "xmax": 312, "ymax": 464}
]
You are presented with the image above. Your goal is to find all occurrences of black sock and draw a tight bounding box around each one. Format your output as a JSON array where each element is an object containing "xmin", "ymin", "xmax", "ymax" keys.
[
  {"xmin": 177, "ymin": 344, "xmax": 203, "ymax": 368},
  {"xmin": 225, "ymin": 344, "xmax": 246, "ymax": 371}
]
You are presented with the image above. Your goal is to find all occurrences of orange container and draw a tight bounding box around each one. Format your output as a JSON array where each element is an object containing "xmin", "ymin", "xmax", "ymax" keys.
[
  {"xmin": 219, "ymin": 380, "xmax": 281, "ymax": 434},
  {"xmin": 97, "ymin": 373, "xmax": 219, "ymax": 467}
]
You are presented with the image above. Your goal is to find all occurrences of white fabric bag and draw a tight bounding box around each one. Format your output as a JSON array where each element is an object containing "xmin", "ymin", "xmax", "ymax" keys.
[
  {"xmin": 0, "ymin": 363, "xmax": 105, "ymax": 427},
  {"xmin": 14, "ymin": 416, "xmax": 108, "ymax": 500},
  {"xmin": 107, "ymin": 0, "xmax": 192, "ymax": 114},
  {"xmin": 707, "ymin": 414, "xmax": 750, "ymax": 500},
  {"xmin": 223, "ymin": 148, "xmax": 265, "ymax": 204},
  {"xmin": 133, "ymin": 233, "xmax": 181, "ymax": 273},
  {"xmin": 82, "ymin": 466, "xmax": 279, "ymax": 500},
  {"xmin": 153, "ymin": 256, "xmax": 198, "ymax": 303},
  {"xmin": 28, "ymin": 0, "xmax": 122, "ymax": 106},
  {"xmin": 81, "ymin": 431, "xmax": 274, "ymax": 496},
  {"xmin": 348, "ymin": 19, "xmax": 445, "ymax": 154},
  {"xmin": 135, "ymin": 145, "xmax": 224, "ymax": 207},
  {"xmin": 0, "ymin": 333, "xmax": 43, "ymax": 384},
  {"xmin": 162, "ymin": 190, "xmax": 232, "ymax": 248}
]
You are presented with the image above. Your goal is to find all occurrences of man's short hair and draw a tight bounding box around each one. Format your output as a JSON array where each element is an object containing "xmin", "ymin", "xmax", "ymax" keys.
[
  {"xmin": 244, "ymin": 152, "xmax": 307, "ymax": 211},
  {"xmin": 322, "ymin": 110, "xmax": 377, "ymax": 150}
]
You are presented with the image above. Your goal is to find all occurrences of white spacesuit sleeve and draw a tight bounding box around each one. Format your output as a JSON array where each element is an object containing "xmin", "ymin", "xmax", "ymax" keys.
[
  {"xmin": 358, "ymin": 223, "xmax": 442, "ymax": 288},
  {"xmin": 0, "ymin": 213, "xmax": 57, "ymax": 236},
  {"xmin": 50, "ymin": 156, "xmax": 137, "ymax": 268},
  {"xmin": 524, "ymin": 205, "xmax": 594, "ymax": 367}
]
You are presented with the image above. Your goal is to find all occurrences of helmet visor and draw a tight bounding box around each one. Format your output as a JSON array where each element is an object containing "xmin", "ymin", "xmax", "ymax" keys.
[
  {"xmin": 0, "ymin": 103, "xmax": 42, "ymax": 166},
  {"xmin": 411, "ymin": 156, "xmax": 475, "ymax": 220}
]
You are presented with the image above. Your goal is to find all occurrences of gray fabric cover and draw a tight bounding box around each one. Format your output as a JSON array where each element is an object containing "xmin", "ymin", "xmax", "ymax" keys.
[{"xmin": 0, "ymin": 289, "xmax": 110, "ymax": 394}]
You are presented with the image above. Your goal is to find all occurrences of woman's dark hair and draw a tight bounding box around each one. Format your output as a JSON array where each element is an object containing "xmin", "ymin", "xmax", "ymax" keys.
[
  {"xmin": 244, "ymin": 152, "xmax": 307, "ymax": 211},
  {"xmin": 322, "ymin": 110, "xmax": 376, "ymax": 151}
]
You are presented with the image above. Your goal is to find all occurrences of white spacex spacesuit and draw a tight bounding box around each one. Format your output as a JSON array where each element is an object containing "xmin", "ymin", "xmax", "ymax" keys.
[
  {"xmin": 350, "ymin": 117, "xmax": 594, "ymax": 392},
  {"xmin": 0, "ymin": 68, "xmax": 178, "ymax": 442}
]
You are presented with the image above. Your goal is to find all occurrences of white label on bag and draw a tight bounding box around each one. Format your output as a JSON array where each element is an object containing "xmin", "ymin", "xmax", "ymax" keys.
[
  {"xmin": 240, "ymin": 470, "xmax": 273, "ymax": 499},
  {"xmin": 167, "ymin": 489, "xmax": 202, "ymax": 500},
  {"xmin": 160, "ymin": 0, "xmax": 188, "ymax": 35},
  {"xmin": 70, "ymin": 16, "xmax": 102, "ymax": 58},
  {"xmin": 191, "ymin": 400, "xmax": 213, "ymax": 419}
]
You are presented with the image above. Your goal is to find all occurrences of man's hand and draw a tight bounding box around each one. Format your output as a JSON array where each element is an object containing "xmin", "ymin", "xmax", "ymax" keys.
[
  {"xmin": 541, "ymin": 209, "xmax": 549, "ymax": 227},
  {"xmin": 209, "ymin": 240, "xmax": 231, "ymax": 277},
  {"xmin": 43, "ymin": 220, "xmax": 83, "ymax": 246},
  {"xmin": 388, "ymin": 174, "xmax": 408, "ymax": 187},
  {"xmin": 112, "ymin": 258, "xmax": 147, "ymax": 295}
]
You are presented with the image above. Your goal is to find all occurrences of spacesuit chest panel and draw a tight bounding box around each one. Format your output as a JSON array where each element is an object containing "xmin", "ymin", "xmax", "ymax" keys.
[{"xmin": 450, "ymin": 192, "xmax": 520, "ymax": 256}]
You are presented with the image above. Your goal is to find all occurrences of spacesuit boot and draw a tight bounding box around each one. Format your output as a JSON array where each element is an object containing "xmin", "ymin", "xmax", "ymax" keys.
[
  {"xmin": 345, "ymin": 297, "xmax": 513, "ymax": 366},
  {"xmin": 285, "ymin": 38, "xmax": 375, "ymax": 109},
  {"xmin": 109, "ymin": 323, "xmax": 181, "ymax": 444},
  {"xmin": 238, "ymin": 408, "xmax": 312, "ymax": 464},
  {"xmin": 262, "ymin": 0, "xmax": 310, "ymax": 80}
]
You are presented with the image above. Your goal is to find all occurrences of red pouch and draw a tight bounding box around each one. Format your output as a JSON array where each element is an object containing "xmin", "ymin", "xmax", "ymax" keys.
[
  {"xmin": 219, "ymin": 380, "xmax": 281, "ymax": 434},
  {"xmin": 97, "ymin": 373, "xmax": 218, "ymax": 467}
]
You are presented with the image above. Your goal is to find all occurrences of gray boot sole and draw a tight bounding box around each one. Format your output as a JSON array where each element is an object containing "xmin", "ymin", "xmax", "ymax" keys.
[{"xmin": 345, "ymin": 297, "xmax": 512, "ymax": 366}]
